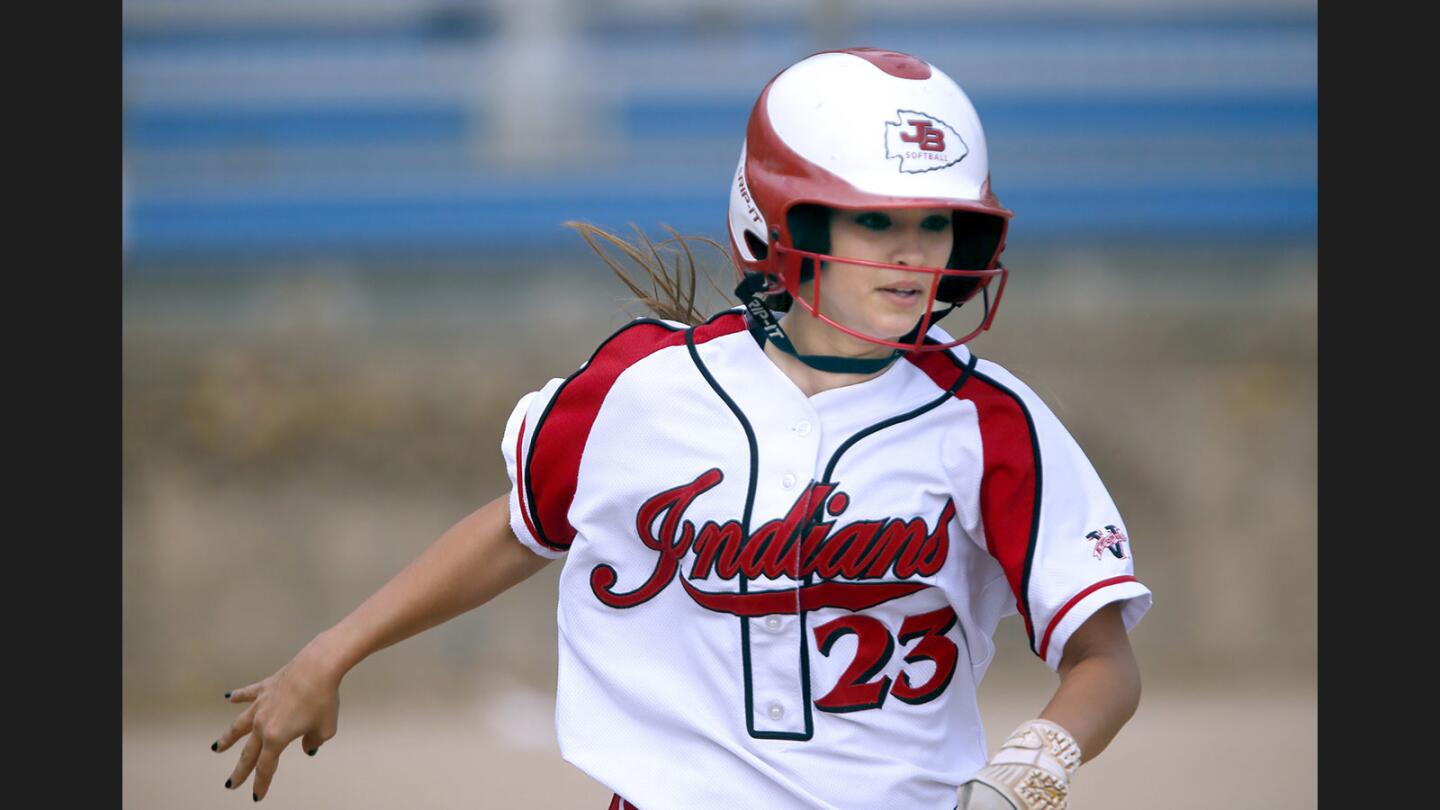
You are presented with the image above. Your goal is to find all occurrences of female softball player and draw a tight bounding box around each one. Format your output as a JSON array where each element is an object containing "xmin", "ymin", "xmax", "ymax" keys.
[{"xmin": 212, "ymin": 48, "xmax": 1149, "ymax": 809}]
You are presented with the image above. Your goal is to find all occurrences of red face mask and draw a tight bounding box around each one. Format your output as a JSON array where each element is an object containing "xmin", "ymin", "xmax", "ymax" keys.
[{"xmin": 767, "ymin": 234, "xmax": 1009, "ymax": 352}]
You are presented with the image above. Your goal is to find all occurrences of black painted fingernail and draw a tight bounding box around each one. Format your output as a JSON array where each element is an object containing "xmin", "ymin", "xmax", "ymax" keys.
[
  {"xmin": 224, "ymin": 691, "xmax": 232, "ymax": 699},
  {"xmin": 224, "ymin": 778, "xmax": 232, "ymax": 789},
  {"xmin": 253, "ymin": 792, "xmax": 260, "ymax": 802},
  {"xmin": 211, "ymin": 740, "xmax": 219, "ymax": 752},
  {"xmin": 306, "ymin": 748, "xmax": 317, "ymax": 757}
]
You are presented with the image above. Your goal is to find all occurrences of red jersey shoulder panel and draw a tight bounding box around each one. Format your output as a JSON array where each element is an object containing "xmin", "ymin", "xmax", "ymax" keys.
[
  {"xmin": 522, "ymin": 313, "xmax": 747, "ymax": 551},
  {"xmin": 905, "ymin": 347, "xmax": 1042, "ymax": 651}
]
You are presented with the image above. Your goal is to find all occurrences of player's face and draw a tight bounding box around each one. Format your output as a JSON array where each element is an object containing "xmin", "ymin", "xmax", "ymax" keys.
[{"xmin": 807, "ymin": 207, "xmax": 954, "ymax": 346}]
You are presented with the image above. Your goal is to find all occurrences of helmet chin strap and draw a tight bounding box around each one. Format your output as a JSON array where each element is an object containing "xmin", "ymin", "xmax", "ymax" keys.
[{"xmin": 734, "ymin": 274, "xmax": 955, "ymax": 375}]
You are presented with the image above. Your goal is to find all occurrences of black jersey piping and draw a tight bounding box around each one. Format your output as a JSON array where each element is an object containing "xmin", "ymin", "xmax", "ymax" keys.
[
  {"xmin": 686, "ymin": 320, "xmax": 816, "ymax": 741},
  {"xmin": 801, "ymin": 348, "xmax": 980, "ymax": 668},
  {"xmin": 819, "ymin": 349, "xmax": 979, "ymax": 483},
  {"xmin": 965, "ymin": 363, "xmax": 1045, "ymax": 657},
  {"xmin": 523, "ymin": 317, "xmax": 690, "ymax": 551}
]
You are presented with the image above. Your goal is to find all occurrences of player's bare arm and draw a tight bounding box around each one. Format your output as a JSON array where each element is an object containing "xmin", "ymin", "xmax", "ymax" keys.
[
  {"xmin": 1040, "ymin": 601, "xmax": 1142, "ymax": 760},
  {"xmin": 212, "ymin": 494, "xmax": 550, "ymax": 801},
  {"xmin": 302, "ymin": 494, "xmax": 552, "ymax": 677},
  {"xmin": 958, "ymin": 603, "xmax": 1140, "ymax": 809}
]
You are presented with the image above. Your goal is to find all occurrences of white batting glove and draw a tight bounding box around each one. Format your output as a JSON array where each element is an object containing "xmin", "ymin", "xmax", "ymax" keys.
[
  {"xmin": 956, "ymin": 779, "xmax": 1025, "ymax": 810},
  {"xmin": 956, "ymin": 719, "xmax": 1082, "ymax": 810}
]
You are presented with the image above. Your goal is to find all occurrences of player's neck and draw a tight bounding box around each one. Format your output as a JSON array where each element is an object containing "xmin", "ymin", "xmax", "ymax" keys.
[{"xmin": 764, "ymin": 311, "xmax": 896, "ymax": 398}]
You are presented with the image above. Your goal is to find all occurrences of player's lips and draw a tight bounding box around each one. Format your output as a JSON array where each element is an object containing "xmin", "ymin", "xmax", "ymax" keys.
[{"xmin": 876, "ymin": 284, "xmax": 924, "ymax": 305}]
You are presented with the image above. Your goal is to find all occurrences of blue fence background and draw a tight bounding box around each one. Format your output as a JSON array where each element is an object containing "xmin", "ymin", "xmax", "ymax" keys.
[{"xmin": 122, "ymin": 1, "xmax": 1316, "ymax": 260}]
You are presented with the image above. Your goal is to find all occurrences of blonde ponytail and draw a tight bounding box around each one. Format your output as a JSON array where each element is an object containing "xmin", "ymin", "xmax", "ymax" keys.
[{"xmin": 564, "ymin": 221, "xmax": 732, "ymax": 326}]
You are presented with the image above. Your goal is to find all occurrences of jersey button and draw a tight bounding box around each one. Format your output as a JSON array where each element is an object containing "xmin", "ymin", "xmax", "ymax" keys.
[
  {"xmin": 767, "ymin": 703, "xmax": 784, "ymax": 721},
  {"xmin": 764, "ymin": 616, "xmax": 782, "ymax": 633},
  {"xmin": 794, "ymin": 420, "xmax": 812, "ymax": 436},
  {"xmin": 781, "ymin": 473, "xmax": 797, "ymax": 489}
]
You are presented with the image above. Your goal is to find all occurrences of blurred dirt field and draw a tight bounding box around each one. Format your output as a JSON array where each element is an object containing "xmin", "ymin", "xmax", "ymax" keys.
[
  {"xmin": 124, "ymin": 247, "xmax": 1316, "ymax": 808},
  {"xmin": 128, "ymin": 685, "xmax": 1315, "ymax": 809}
]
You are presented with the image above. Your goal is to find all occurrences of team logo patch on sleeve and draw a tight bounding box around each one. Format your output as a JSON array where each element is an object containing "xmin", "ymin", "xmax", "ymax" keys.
[
  {"xmin": 1084, "ymin": 525, "xmax": 1128, "ymax": 560},
  {"xmin": 884, "ymin": 110, "xmax": 967, "ymax": 174}
]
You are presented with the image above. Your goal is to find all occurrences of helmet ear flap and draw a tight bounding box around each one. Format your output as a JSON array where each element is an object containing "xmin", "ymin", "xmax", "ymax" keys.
[
  {"xmin": 938, "ymin": 211, "xmax": 1007, "ymax": 304},
  {"xmin": 786, "ymin": 204, "xmax": 831, "ymax": 284},
  {"xmin": 743, "ymin": 230, "xmax": 769, "ymax": 261}
]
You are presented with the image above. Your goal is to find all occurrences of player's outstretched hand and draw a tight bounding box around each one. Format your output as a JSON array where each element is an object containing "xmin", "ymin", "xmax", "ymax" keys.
[{"xmin": 211, "ymin": 637, "xmax": 344, "ymax": 801}]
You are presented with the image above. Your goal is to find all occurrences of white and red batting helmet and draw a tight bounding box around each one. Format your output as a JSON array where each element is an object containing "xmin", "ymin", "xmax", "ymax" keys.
[{"xmin": 727, "ymin": 48, "xmax": 1013, "ymax": 355}]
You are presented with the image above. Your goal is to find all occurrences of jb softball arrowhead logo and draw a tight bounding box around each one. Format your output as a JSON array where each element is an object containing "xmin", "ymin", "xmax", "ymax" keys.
[
  {"xmin": 885, "ymin": 110, "xmax": 967, "ymax": 174},
  {"xmin": 1085, "ymin": 525, "xmax": 1128, "ymax": 560}
]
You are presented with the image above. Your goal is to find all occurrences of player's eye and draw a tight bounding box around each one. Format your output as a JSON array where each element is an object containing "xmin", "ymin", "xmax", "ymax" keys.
[
  {"xmin": 854, "ymin": 212, "xmax": 892, "ymax": 230},
  {"xmin": 921, "ymin": 214, "xmax": 952, "ymax": 232}
]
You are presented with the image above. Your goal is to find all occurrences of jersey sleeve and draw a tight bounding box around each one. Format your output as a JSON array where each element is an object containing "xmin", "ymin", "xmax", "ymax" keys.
[
  {"xmin": 500, "ymin": 377, "xmax": 571, "ymax": 559},
  {"xmin": 968, "ymin": 362, "xmax": 1153, "ymax": 671},
  {"xmin": 499, "ymin": 317, "xmax": 701, "ymax": 559}
]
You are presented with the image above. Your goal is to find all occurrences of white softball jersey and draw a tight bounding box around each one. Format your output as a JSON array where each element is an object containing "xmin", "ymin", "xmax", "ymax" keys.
[{"xmin": 500, "ymin": 309, "xmax": 1151, "ymax": 810}]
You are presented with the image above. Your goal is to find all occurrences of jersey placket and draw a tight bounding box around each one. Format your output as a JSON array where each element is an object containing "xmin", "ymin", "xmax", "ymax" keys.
[{"xmin": 743, "ymin": 408, "xmax": 823, "ymax": 738}]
